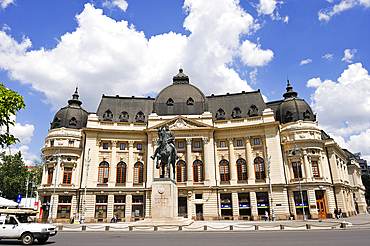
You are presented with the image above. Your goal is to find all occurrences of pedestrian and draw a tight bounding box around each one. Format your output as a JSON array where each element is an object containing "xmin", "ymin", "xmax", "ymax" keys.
[
  {"xmin": 265, "ymin": 210, "xmax": 269, "ymax": 221},
  {"xmin": 114, "ymin": 214, "xmax": 118, "ymax": 223},
  {"xmin": 339, "ymin": 208, "xmax": 343, "ymax": 219},
  {"xmin": 334, "ymin": 207, "xmax": 338, "ymax": 219}
]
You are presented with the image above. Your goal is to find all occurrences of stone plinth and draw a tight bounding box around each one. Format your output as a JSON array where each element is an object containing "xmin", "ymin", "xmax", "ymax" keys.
[{"xmin": 151, "ymin": 178, "xmax": 178, "ymax": 219}]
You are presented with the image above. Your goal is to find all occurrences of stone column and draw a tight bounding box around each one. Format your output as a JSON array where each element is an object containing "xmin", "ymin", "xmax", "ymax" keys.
[
  {"xmin": 244, "ymin": 137, "xmax": 255, "ymax": 185},
  {"xmin": 127, "ymin": 141, "xmax": 135, "ymax": 187},
  {"xmin": 250, "ymin": 191, "xmax": 258, "ymax": 219},
  {"xmin": 107, "ymin": 194, "xmax": 114, "ymax": 219},
  {"xmin": 227, "ymin": 138, "xmax": 237, "ymax": 185},
  {"xmin": 232, "ymin": 192, "xmax": 239, "ymax": 220},
  {"xmin": 303, "ymin": 150, "xmax": 311, "ymax": 181},
  {"xmin": 186, "ymin": 138, "xmax": 193, "ymax": 185},
  {"xmin": 110, "ymin": 140, "xmax": 117, "ymax": 184},
  {"xmin": 152, "ymin": 139, "xmax": 159, "ymax": 179},
  {"xmin": 125, "ymin": 194, "xmax": 132, "ymax": 222},
  {"xmin": 202, "ymin": 137, "xmax": 210, "ymax": 184}
]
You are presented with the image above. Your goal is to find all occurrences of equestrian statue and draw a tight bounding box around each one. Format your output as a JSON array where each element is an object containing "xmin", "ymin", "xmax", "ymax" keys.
[{"xmin": 151, "ymin": 124, "xmax": 179, "ymax": 179}]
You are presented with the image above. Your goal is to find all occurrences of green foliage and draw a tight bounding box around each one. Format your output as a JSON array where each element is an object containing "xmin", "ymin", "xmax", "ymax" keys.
[
  {"xmin": 361, "ymin": 174, "xmax": 370, "ymax": 204},
  {"xmin": 30, "ymin": 152, "xmax": 44, "ymax": 188},
  {"xmin": 0, "ymin": 151, "xmax": 28, "ymax": 200},
  {"xmin": 0, "ymin": 83, "xmax": 26, "ymax": 148}
]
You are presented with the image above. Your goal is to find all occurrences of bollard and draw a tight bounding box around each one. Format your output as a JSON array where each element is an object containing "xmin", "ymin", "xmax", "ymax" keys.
[
  {"xmin": 105, "ymin": 226, "xmax": 109, "ymax": 231},
  {"xmin": 154, "ymin": 226, "xmax": 158, "ymax": 231},
  {"xmin": 306, "ymin": 224, "xmax": 311, "ymax": 230},
  {"xmin": 82, "ymin": 225, "xmax": 86, "ymax": 231},
  {"xmin": 340, "ymin": 222, "xmax": 347, "ymax": 229},
  {"xmin": 280, "ymin": 225, "xmax": 285, "ymax": 230},
  {"xmin": 230, "ymin": 225, "xmax": 233, "ymax": 231},
  {"xmin": 58, "ymin": 225, "xmax": 63, "ymax": 231},
  {"xmin": 129, "ymin": 226, "xmax": 133, "ymax": 231},
  {"xmin": 179, "ymin": 226, "xmax": 182, "ymax": 231},
  {"xmin": 255, "ymin": 225, "xmax": 259, "ymax": 230},
  {"xmin": 204, "ymin": 225, "xmax": 208, "ymax": 231}
]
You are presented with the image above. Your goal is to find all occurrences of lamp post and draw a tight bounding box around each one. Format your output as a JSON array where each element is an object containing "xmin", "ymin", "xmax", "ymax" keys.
[
  {"xmin": 266, "ymin": 146, "xmax": 275, "ymax": 221},
  {"xmin": 81, "ymin": 148, "xmax": 91, "ymax": 224},
  {"xmin": 48, "ymin": 150, "xmax": 60, "ymax": 224},
  {"xmin": 290, "ymin": 143, "xmax": 306, "ymax": 221}
]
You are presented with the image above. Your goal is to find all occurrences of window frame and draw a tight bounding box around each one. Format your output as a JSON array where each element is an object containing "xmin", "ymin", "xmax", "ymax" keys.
[
  {"xmin": 137, "ymin": 143, "xmax": 142, "ymax": 150},
  {"xmin": 98, "ymin": 162, "xmax": 109, "ymax": 184},
  {"xmin": 178, "ymin": 141, "xmax": 184, "ymax": 149},
  {"xmin": 292, "ymin": 161, "xmax": 302, "ymax": 179},
  {"xmin": 219, "ymin": 160, "xmax": 230, "ymax": 181},
  {"xmin": 193, "ymin": 160, "xmax": 203, "ymax": 182},
  {"xmin": 62, "ymin": 167, "xmax": 72, "ymax": 184},
  {"xmin": 103, "ymin": 143, "xmax": 109, "ymax": 149},
  {"xmin": 311, "ymin": 161, "xmax": 320, "ymax": 177},
  {"xmin": 47, "ymin": 168, "xmax": 54, "ymax": 184},
  {"xmin": 236, "ymin": 158, "xmax": 247, "ymax": 181},
  {"xmin": 68, "ymin": 141, "xmax": 74, "ymax": 147},
  {"xmin": 220, "ymin": 141, "xmax": 226, "ymax": 148},
  {"xmin": 236, "ymin": 139, "xmax": 243, "ymax": 147},
  {"xmin": 254, "ymin": 157, "xmax": 265, "ymax": 180},
  {"xmin": 194, "ymin": 141, "xmax": 200, "ymax": 148},
  {"xmin": 120, "ymin": 143, "xmax": 126, "ymax": 150},
  {"xmin": 176, "ymin": 160, "xmax": 186, "ymax": 183},
  {"xmin": 254, "ymin": 138, "xmax": 260, "ymax": 145},
  {"xmin": 116, "ymin": 162, "xmax": 127, "ymax": 184},
  {"xmin": 134, "ymin": 162, "xmax": 144, "ymax": 184}
]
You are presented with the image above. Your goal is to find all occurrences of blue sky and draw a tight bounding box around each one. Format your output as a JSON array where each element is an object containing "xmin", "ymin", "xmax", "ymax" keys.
[{"xmin": 1, "ymin": 0, "xmax": 370, "ymax": 165}]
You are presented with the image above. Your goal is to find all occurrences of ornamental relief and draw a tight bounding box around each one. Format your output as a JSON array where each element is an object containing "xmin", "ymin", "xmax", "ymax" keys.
[
  {"xmin": 98, "ymin": 155, "xmax": 111, "ymax": 163},
  {"xmin": 117, "ymin": 155, "xmax": 128, "ymax": 163}
]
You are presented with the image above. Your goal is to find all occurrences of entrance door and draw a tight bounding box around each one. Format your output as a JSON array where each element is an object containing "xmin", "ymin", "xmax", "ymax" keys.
[
  {"xmin": 178, "ymin": 197, "xmax": 187, "ymax": 217},
  {"xmin": 315, "ymin": 190, "xmax": 327, "ymax": 219},
  {"xmin": 195, "ymin": 204, "xmax": 203, "ymax": 221}
]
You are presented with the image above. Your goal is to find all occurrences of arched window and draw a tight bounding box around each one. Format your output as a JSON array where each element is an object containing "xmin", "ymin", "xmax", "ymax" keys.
[
  {"xmin": 176, "ymin": 161, "xmax": 186, "ymax": 183},
  {"xmin": 219, "ymin": 160, "xmax": 230, "ymax": 181},
  {"xmin": 98, "ymin": 162, "xmax": 109, "ymax": 184},
  {"xmin": 119, "ymin": 111, "xmax": 129, "ymax": 122},
  {"xmin": 135, "ymin": 111, "xmax": 145, "ymax": 123},
  {"xmin": 159, "ymin": 164, "xmax": 169, "ymax": 178},
  {"xmin": 216, "ymin": 108, "xmax": 225, "ymax": 120},
  {"xmin": 193, "ymin": 160, "xmax": 203, "ymax": 182},
  {"xmin": 69, "ymin": 117, "xmax": 77, "ymax": 126},
  {"xmin": 116, "ymin": 162, "xmax": 127, "ymax": 183},
  {"xmin": 231, "ymin": 107, "xmax": 242, "ymax": 118},
  {"xmin": 186, "ymin": 97, "xmax": 194, "ymax": 105},
  {"xmin": 52, "ymin": 117, "xmax": 61, "ymax": 128},
  {"xmin": 103, "ymin": 110, "xmax": 113, "ymax": 121},
  {"xmin": 236, "ymin": 158, "xmax": 247, "ymax": 181},
  {"xmin": 166, "ymin": 98, "xmax": 174, "ymax": 106},
  {"xmin": 285, "ymin": 111, "xmax": 293, "ymax": 122},
  {"xmin": 248, "ymin": 104, "xmax": 258, "ymax": 117},
  {"xmin": 303, "ymin": 110, "xmax": 311, "ymax": 120},
  {"xmin": 254, "ymin": 157, "xmax": 265, "ymax": 180},
  {"xmin": 134, "ymin": 162, "xmax": 144, "ymax": 183}
]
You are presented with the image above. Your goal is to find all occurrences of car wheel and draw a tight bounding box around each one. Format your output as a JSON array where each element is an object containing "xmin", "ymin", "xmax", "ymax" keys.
[
  {"xmin": 37, "ymin": 236, "xmax": 49, "ymax": 244},
  {"xmin": 21, "ymin": 232, "xmax": 34, "ymax": 245}
]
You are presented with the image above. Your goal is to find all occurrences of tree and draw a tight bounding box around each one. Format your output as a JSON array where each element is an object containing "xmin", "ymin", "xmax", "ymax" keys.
[
  {"xmin": 0, "ymin": 151, "xmax": 29, "ymax": 200},
  {"xmin": 0, "ymin": 83, "xmax": 26, "ymax": 148},
  {"xmin": 28, "ymin": 152, "xmax": 44, "ymax": 196},
  {"xmin": 361, "ymin": 174, "xmax": 370, "ymax": 205}
]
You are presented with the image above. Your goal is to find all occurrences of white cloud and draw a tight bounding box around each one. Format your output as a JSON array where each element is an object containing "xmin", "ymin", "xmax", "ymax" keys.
[
  {"xmin": 0, "ymin": 1, "xmax": 274, "ymax": 112},
  {"xmin": 255, "ymin": 0, "xmax": 288, "ymax": 22},
  {"xmin": 342, "ymin": 48, "xmax": 357, "ymax": 62},
  {"xmin": 249, "ymin": 68, "xmax": 258, "ymax": 85},
  {"xmin": 307, "ymin": 62, "xmax": 370, "ymax": 156},
  {"xmin": 322, "ymin": 53, "xmax": 333, "ymax": 60},
  {"xmin": 318, "ymin": 0, "xmax": 370, "ymax": 22},
  {"xmin": 102, "ymin": 0, "xmax": 128, "ymax": 11},
  {"xmin": 300, "ymin": 58, "xmax": 312, "ymax": 66},
  {"xmin": 1, "ymin": 145, "xmax": 37, "ymax": 166},
  {"xmin": 0, "ymin": 0, "xmax": 15, "ymax": 9}
]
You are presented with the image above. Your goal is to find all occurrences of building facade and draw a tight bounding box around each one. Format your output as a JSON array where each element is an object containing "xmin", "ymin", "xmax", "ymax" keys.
[{"xmin": 38, "ymin": 69, "xmax": 367, "ymax": 223}]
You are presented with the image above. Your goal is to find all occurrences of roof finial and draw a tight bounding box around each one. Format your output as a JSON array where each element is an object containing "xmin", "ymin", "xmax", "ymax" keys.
[{"xmin": 287, "ymin": 76, "xmax": 290, "ymax": 86}]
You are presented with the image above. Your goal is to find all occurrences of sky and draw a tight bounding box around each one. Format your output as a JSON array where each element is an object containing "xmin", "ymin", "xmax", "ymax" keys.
[{"xmin": 1, "ymin": 0, "xmax": 370, "ymax": 166}]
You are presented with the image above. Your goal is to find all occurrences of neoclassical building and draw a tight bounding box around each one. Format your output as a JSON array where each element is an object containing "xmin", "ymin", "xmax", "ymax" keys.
[{"xmin": 38, "ymin": 69, "xmax": 366, "ymax": 222}]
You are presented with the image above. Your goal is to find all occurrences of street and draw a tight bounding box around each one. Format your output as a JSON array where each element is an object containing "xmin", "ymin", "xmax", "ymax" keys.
[{"xmin": 1, "ymin": 229, "xmax": 369, "ymax": 246}]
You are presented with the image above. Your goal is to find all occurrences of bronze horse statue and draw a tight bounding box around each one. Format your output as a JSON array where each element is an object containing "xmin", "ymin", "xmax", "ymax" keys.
[{"xmin": 151, "ymin": 126, "xmax": 177, "ymax": 179}]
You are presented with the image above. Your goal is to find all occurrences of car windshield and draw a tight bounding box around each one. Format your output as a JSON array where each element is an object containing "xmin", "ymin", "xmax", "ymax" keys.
[{"xmin": 16, "ymin": 214, "xmax": 35, "ymax": 223}]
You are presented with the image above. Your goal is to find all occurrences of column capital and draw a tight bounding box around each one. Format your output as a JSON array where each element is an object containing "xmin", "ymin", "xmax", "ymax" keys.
[
  {"xmin": 96, "ymin": 139, "xmax": 101, "ymax": 146},
  {"xmin": 227, "ymin": 138, "xmax": 234, "ymax": 144},
  {"xmin": 186, "ymin": 138, "xmax": 192, "ymax": 145},
  {"xmin": 202, "ymin": 137, "xmax": 209, "ymax": 145},
  {"xmin": 244, "ymin": 136, "xmax": 251, "ymax": 143},
  {"xmin": 128, "ymin": 140, "xmax": 135, "ymax": 147},
  {"xmin": 111, "ymin": 140, "xmax": 117, "ymax": 147}
]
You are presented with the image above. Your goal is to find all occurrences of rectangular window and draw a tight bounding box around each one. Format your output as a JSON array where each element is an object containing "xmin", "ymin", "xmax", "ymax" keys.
[
  {"xmin": 238, "ymin": 193, "xmax": 251, "ymax": 216},
  {"xmin": 292, "ymin": 162, "xmax": 302, "ymax": 179},
  {"xmin": 220, "ymin": 193, "xmax": 232, "ymax": 217},
  {"xmin": 132, "ymin": 195, "xmax": 143, "ymax": 218},
  {"xmin": 311, "ymin": 161, "xmax": 320, "ymax": 177},
  {"xmin": 195, "ymin": 194, "xmax": 202, "ymax": 199},
  {"xmin": 103, "ymin": 143, "xmax": 108, "ymax": 149},
  {"xmin": 178, "ymin": 142, "xmax": 184, "ymax": 149},
  {"xmin": 114, "ymin": 195, "xmax": 126, "ymax": 218},
  {"xmin": 194, "ymin": 141, "xmax": 200, "ymax": 148},
  {"xmin": 120, "ymin": 143, "xmax": 125, "ymax": 150},
  {"xmin": 63, "ymin": 167, "xmax": 72, "ymax": 184},
  {"xmin": 68, "ymin": 141, "xmax": 74, "ymax": 147},
  {"xmin": 220, "ymin": 141, "xmax": 226, "ymax": 148},
  {"xmin": 50, "ymin": 140, "xmax": 54, "ymax": 147},
  {"xmin": 47, "ymin": 168, "xmax": 53, "ymax": 184},
  {"xmin": 57, "ymin": 196, "xmax": 71, "ymax": 219},
  {"xmin": 254, "ymin": 138, "xmax": 260, "ymax": 145},
  {"xmin": 256, "ymin": 192, "xmax": 269, "ymax": 215},
  {"xmin": 237, "ymin": 139, "xmax": 243, "ymax": 147},
  {"xmin": 294, "ymin": 191, "xmax": 309, "ymax": 215},
  {"xmin": 137, "ymin": 143, "xmax": 142, "ymax": 150},
  {"xmin": 95, "ymin": 195, "xmax": 108, "ymax": 218}
]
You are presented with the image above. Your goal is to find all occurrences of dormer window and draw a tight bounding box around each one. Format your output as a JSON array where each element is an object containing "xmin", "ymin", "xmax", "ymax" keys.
[
  {"xmin": 248, "ymin": 104, "xmax": 258, "ymax": 117},
  {"xmin": 166, "ymin": 98, "xmax": 174, "ymax": 106},
  {"xmin": 186, "ymin": 97, "xmax": 194, "ymax": 105},
  {"xmin": 135, "ymin": 111, "xmax": 145, "ymax": 123},
  {"xmin": 53, "ymin": 117, "xmax": 61, "ymax": 127},
  {"xmin": 216, "ymin": 108, "xmax": 225, "ymax": 120},
  {"xmin": 69, "ymin": 117, "xmax": 77, "ymax": 126},
  {"xmin": 285, "ymin": 111, "xmax": 293, "ymax": 122},
  {"xmin": 119, "ymin": 111, "xmax": 129, "ymax": 122},
  {"xmin": 231, "ymin": 107, "xmax": 242, "ymax": 119},
  {"xmin": 303, "ymin": 110, "xmax": 311, "ymax": 120},
  {"xmin": 103, "ymin": 110, "xmax": 113, "ymax": 121}
]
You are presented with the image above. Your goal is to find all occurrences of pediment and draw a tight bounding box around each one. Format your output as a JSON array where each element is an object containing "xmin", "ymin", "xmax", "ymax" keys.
[{"xmin": 148, "ymin": 116, "xmax": 213, "ymax": 131}]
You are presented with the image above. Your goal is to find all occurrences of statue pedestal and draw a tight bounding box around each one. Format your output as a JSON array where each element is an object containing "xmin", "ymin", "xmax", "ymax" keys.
[{"xmin": 151, "ymin": 178, "xmax": 178, "ymax": 219}]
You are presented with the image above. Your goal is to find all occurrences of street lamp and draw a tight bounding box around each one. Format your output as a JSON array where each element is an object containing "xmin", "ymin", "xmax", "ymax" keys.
[
  {"xmin": 81, "ymin": 148, "xmax": 91, "ymax": 224},
  {"xmin": 289, "ymin": 143, "xmax": 306, "ymax": 221},
  {"xmin": 46, "ymin": 150, "xmax": 61, "ymax": 224},
  {"xmin": 266, "ymin": 146, "xmax": 275, "ymax": 221}
]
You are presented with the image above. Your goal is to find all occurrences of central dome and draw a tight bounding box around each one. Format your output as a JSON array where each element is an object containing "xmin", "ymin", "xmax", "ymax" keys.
[{"xmin": 153, "ymin": 69, "xmax": 208, "ymax": 115}]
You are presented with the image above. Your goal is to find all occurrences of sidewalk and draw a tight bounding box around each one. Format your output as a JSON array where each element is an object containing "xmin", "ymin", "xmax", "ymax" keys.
[{"xmin": 53, "ymin": 214, "xmax": 370, "ymax": 232}]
